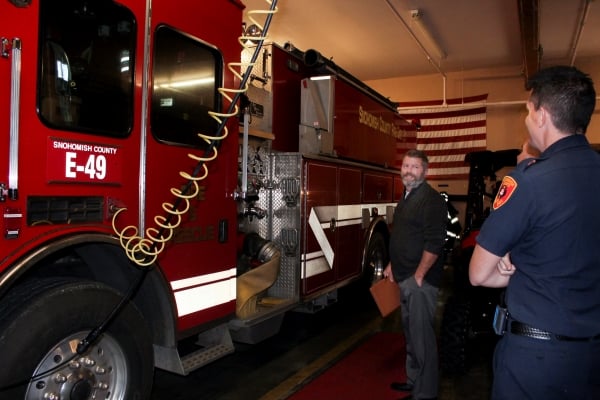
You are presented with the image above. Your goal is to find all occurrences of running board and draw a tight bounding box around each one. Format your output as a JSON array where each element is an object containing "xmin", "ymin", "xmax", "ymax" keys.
[{"xmin": 154, "ymin": 324, "xmax": 235, "ymax": 376}]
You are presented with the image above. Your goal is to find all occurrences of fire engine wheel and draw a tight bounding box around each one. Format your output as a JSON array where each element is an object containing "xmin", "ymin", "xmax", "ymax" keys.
[
  {"xmin": 0, "ymin": 278, "xmax": 153, "ymax": 400},
  {"xmin": 364, "ymin": 231, "xmax": 388, "ymax": 285}
]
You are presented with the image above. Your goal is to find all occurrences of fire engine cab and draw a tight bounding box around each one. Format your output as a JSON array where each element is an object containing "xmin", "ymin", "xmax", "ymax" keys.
[{"xmin": 0, "ymin": 0, "xmax": 415, "ymax": 397}]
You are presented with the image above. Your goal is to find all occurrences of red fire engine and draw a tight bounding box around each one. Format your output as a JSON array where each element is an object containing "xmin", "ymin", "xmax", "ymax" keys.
[{"xmin": 0, "ymin": 0, "xmax": 414, "ymax": 397}]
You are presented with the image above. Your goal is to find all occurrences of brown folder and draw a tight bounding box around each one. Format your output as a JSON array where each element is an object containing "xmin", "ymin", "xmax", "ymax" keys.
[{"xmin": 369, "ymin": 278, "xmax": 401, "ymax": 317}]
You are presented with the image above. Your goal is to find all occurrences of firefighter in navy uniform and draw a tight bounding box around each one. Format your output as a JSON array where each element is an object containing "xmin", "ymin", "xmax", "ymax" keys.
[{"xmin": 469, "ymin": 65, "xmax": 600, "ymax": 400}]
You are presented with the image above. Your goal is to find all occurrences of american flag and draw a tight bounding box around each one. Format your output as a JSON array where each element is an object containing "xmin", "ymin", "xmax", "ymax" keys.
[{"xmin": 397, "ymin": 94, "xmax": 488, "ymax": 180}]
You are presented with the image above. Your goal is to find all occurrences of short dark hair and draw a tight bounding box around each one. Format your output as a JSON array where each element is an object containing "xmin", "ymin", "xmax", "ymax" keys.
[
  {"xmin": 526, "ymin": 65, "xmax": 596, "ymax": 135},
  {"xmin": 404, "ymin": 149, "xmax": 429, "ymax": 168}
]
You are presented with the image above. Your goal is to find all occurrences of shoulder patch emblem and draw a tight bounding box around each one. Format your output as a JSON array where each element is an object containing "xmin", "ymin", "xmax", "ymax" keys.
[{"xmin": 493, "ymin": 176, "xmax": 517, "ymax": 210}]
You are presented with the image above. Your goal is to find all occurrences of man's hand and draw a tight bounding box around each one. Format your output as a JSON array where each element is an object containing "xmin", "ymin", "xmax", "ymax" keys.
[
  {"xmin": 469, "ymin": 244, "xmax": 511, "ymax": 288},
  {"xmin": 414, "ymin": 273, "xmax": 424, "ymax": 287},
  {"xmin": 497, "ymin": 253, "xmax": 516, "ymax": 276},
  {"xmin": 383, "ymin": 262, "xmax": 394, "ymax": 282},
  {"xmin": 517, "ymin": 139, "xmax": 540, "ymax": 163}
]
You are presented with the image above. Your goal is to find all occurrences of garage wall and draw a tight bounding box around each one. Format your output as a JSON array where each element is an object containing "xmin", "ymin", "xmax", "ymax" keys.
[
  {"xmin": 366, "ymin": 55, "xmax": 600, "ymax": 152},
  {"xmin": 366, "ymin": 56, "xmax": 600, "ymax": 209}
]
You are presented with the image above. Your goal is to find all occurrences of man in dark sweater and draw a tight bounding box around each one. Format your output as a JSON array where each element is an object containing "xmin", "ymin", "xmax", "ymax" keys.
[{"xmin": 383, "ymin": 149, "xmax": 447, "ymax": 400}]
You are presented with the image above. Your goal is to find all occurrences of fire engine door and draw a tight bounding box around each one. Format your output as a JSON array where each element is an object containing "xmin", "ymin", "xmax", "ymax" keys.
[
  {"xmin": 303, "ymin": 161, "xmax": 363, "ymax": 295},
  {"xmin": 139, "ymin": 6, "xmax": 240, "ymax": 330},
  {"xmin": 303, "ymin": 160, "xmax": 336, "ymax": 295},
  {"xmin": 336, "ymin": 166, "xmax": 362, "ymax": 280}
]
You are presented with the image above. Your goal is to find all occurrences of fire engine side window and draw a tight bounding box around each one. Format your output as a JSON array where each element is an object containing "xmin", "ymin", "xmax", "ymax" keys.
[
  {"xmin": 151, "ymin": 26, "xmax": 222, "ymax": 148},
  {"xmin": 38, "ymin": 0, "xmax": 135, "ymax": 137}
]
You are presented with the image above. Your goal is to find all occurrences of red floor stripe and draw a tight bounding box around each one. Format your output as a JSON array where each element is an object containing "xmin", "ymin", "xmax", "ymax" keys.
[{"xmin": 287, "ymin": 331, "xmax": 408, "ymax": 400}]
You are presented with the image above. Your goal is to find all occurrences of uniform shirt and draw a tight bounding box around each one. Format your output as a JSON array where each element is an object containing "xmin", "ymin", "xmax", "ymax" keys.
[
  {"xmin": 389, "ymin": 181, "xmax": 448, "ymax": 287},
  {"xmin": 476, "ymin": 134, "xmax": 600, "ymax": 337}
]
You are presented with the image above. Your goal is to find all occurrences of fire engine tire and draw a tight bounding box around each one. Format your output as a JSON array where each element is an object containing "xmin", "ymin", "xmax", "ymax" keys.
[
  {"xmin": 439, "ymin": 295, "xmax": 471, "ymax": 375},
  {"xmin": 0, "ymin": 278, "xmax": 153, "ymax": 400},
  {"xmin": 364, "ymin": 231, "xmax": 388, "ymax": 286}
]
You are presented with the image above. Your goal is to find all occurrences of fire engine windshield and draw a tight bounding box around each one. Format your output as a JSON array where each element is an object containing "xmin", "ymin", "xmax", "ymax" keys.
[
  {"xmin": 151, "ymin": 26, "xmax": 223, "ymax": 148},
  {"xmin": 38, "ymin": 0, "xmax": 136, "ymax": 137}
]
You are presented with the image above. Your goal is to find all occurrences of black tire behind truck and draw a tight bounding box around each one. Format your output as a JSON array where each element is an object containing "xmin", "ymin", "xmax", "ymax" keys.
[{"xmin": 439, "ymin": 149, "xmax": 519, "ymax": 375}]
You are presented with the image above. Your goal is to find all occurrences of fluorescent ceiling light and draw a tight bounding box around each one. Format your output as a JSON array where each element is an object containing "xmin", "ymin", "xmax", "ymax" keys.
[{"xmin": 410, "ymin": 9, "xmax": 446, "ymax": 61}]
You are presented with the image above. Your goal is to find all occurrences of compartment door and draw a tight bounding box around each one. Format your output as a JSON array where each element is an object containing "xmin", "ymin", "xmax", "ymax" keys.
[{"xmin": 302, "ymin": 160, "xmax": 337, "ymax": 295}]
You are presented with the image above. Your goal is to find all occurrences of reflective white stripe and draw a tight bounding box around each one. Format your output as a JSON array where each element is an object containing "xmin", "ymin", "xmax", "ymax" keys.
[
  {"xmin": 305, "ymin": 202, "xmax": 396, "ymax": 278},
  {"xmin": 170, "ymin": 268, "xmax": 236, "ymax": 316},
  {"xmin": 315, "ymin": 203, "xmax": 396, "ymax": 229},
  {"xmin": 337, "ymin": 204, "xmax": 359, "ymax": 220},
  {"xmin": 335, "ymin": 218, "xmax": 361, "ymax": 228},
  {"xmin": 339, "ymin": 203, "xmax": 396, "ymax": 221},
  {"xmin": 301, "ymin": 256, "xmax": 330, "ymax": 279},
  {"xmin": 301, "ymin": 251, "xmax": 324, "ymax": 261},
  {"xmin": 308, "ymin": 209, "xmax": 334, "ymax": 267},
  {"xmin": 170, "ymin": 267, "xmax": 236, "ymax": 290}
]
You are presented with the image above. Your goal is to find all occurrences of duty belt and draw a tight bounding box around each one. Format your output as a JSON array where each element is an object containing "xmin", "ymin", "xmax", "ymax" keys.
[{"xmin": 510, "ymin": 320, "xmax": 600, "ymax": 342}]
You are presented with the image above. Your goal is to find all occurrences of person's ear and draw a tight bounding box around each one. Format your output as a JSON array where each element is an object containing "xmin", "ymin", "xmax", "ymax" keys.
[{"xmin": 537, "ymin": 107, "xmax": 548, "ymax": 128}]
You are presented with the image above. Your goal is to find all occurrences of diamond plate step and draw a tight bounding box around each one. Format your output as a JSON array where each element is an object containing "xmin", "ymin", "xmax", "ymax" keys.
[{"xmin": 180, "ymin": 324, "xmax": 235, "ymax": 375}]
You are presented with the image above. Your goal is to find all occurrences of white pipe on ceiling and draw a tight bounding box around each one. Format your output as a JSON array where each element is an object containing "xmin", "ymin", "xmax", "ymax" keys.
[
  {"xmin": 569, "ymin": 0, "xmax": 593, "ymax": 66},
  {"xmin": 398, "ymin": 97, "xmax": 600, "ymax": 111},
  {"xmin": 384, "ymin": 0, "xmax": 447, "ymax": 106}
]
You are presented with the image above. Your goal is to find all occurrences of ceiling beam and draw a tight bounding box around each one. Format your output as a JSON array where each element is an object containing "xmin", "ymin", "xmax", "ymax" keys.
[{"xmin": 517, "ymin": 0, "xmax": 541, "ymax": 85}]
